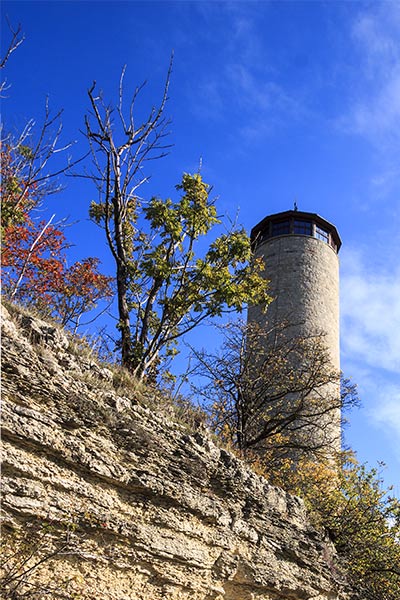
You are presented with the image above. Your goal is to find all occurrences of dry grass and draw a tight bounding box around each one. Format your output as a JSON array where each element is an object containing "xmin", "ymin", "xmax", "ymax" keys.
[{"xmin": 2, "ymin": 298, "xmax": 208, "ymax": 433}]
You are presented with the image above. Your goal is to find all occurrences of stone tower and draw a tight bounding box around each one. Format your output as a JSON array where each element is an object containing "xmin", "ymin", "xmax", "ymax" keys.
[{"xmin": 248, "ymin": 209, "xmax": 342, "ymax": 454}]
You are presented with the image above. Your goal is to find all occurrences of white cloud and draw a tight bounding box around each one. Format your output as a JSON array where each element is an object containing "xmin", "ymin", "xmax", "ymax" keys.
[
  {"xmin": 190, "ymin": 3, "xmax": 303, "ymax": 141},
  {"xmin": 343, "ymin": 4, "xmax": 400, "ymax": 141},
  {"xmin": 354, "ymin": 373, "xmax": 400, "ymax": 465},
  {"xmin": 370, "ymin": 166, "xmax": 400, "ymax": 194},
  {"xmin": 352, "ymin": 10, "xmax": 400, "ymax": 74},
  {"xmin": 371, "ymin": 389, "xmax": 400, "ymax": 439},
  {"xmin": 349, "ymin": 70, "xmax": 400, "ymax": 139},
  {"xmin": 341, "ymin": 247, "xmax": 400, "ymax": 374},
  {"xmin": 341, "ymin": 248, "xmax": 400, "ymax": 467}
]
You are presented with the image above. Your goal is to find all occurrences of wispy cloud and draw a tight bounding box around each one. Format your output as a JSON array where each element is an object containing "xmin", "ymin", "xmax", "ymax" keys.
[
  {"xmin": 347, "ymin": 71, "xmax": 400, "ymax": 140},
  {"xmin": 189, "ymin": 3, "xmax": 303, "ymax": 141},
  {"xmin": 341, "ymin": 247, "xmax": 400, "ymax": 374},
  {"xmin": 192, "ymin": 3, "xmax": 400, "ymax": 149},
  {"xmin": 371, "ymin": 387, "xmax": 400, "ymax": 441},
  {"xmin": 341, "ymin": 246, "xmax": 400, "ymax": 467},
  {"xmin": 342, "ymin": 4, "xmax": 400, "ymax": 143},
  {"xmin": 355, "ymin": 373, "xmax": 400, "ymax": 465},
  {"xmin": 352, "ymin": 8, "xmax": 400, "ymax": 75}
]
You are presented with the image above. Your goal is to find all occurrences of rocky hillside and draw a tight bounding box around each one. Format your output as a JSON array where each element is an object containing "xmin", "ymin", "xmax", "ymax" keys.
[{"xmin": 1, "ymin": 304, "xmax": 354, "ymax": 599}]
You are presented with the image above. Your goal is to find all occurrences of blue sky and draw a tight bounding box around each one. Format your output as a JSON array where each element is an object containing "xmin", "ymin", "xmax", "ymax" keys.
[{"xmin": 2, "ymin": 0, "xmax": 399, "ymax": 492}]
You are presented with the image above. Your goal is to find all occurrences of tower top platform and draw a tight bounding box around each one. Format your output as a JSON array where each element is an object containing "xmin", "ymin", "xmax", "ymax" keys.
[{"xmin": 251, "ymin": 210, "xmax": 342, "ymax": 253}]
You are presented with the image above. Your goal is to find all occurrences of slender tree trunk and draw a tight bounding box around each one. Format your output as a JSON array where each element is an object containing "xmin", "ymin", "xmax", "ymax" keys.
[
  {"xmin": 112, "ymin": 186, "xmax": 132, "ymax": 370},
  {"xmin": 85, "ymin": 63, "xmax": 172, "ymax": 378},
  {"xmin": 236, "ymin": 392, "xmax": 247, "ymax": 455},
  {"xmin": 116, "ymin": 260, "xmax": 132, "ymax": 369}
]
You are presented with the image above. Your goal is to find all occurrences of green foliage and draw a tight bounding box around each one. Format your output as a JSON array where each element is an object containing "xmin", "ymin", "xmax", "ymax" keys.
[
  {"xmin": 91, "ymin": 172, "xmax": 270, "ymax": 379},
  {"xmin": 85, "ymin": 73, "xmax": 270, "ymax": 379},
  {"xmin": 337, "ymin": 463, "xmax": 399, "ymax": 598},
  {"xmin": 304, "ymin": 456, "xmax": 400, "ymax": 599},
  {"xmin": 245, "ymin": 449, "xmax": 400, "ymax": 599},
  {"xmin": 17, "ymin": 144, "xmax": 34, "ymax": 160}
]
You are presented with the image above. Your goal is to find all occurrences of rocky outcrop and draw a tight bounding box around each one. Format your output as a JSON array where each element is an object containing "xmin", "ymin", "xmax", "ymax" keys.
[{"xmin": 1, "ymin": 305, "xmax": 351, "ymax": 599}]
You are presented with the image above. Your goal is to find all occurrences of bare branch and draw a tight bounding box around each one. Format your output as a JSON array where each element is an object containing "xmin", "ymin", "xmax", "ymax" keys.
[
  {"xmin": 118, "ymin": 64, "xmax": 128, "ymax": 132},
  {"xmin": 0, "ymin": 19, "xmax": 25, "ymax": 96},
  {"xmin": 0, "ymin": 19, "xmax": 25, "ymax": 69},
  {"xmin": 192, "ymin": 320, "xmax": 352, "ymax": 461},
  {"xmin": 2, "ymin": 102, "xmax": 83, "ymax": 222}
]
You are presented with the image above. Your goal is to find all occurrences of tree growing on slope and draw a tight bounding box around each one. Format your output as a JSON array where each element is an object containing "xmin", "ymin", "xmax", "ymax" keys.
[
  {"xmin": 192, "ymin": 320, "xmax": 358, "ymax": 464},
  {"xmin": 289, "ymin": 455, "xmax": 400, "ymax": 600},
  {"xmin": 85, "ymin": 68, "xmax": 270, "ymax": 379},
  {"xmin": 1, "ymin": 28, "xmax": 113, "ymax": 330},
  {"xmin": 1, "ymin": 136, "xmax": 113, "ymax": 330}
]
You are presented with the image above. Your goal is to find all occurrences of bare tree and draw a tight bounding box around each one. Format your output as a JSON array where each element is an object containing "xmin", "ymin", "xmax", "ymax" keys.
[
  {"xmin": 1, "ymin": 18, "xmax": 84, "ymax": 226},
  {"xmin": 1, "ymin": 100, "xmax": 78, "ymax": 230},
  {"xmin": 192, "ymin": 320, "xmax": 358, "ymax": 464},
  {"xmin": 83, "ymin": 59, "xmax": 173, "ymax": 371}
]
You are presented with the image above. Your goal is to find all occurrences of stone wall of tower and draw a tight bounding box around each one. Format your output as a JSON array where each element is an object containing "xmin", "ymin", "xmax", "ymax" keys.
[
  {"xmin": 248, "ymin": 232, "xmax": 341, "ymax": 454},
  {"xmin": 248, "ymin": 234, "xmax": 340, "ymax": 371}
]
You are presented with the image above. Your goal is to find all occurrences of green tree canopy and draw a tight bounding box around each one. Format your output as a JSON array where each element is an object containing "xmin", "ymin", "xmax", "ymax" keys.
[{"xmin": 90, "ymin": 172, "xmax": 270, "ymax": 379}]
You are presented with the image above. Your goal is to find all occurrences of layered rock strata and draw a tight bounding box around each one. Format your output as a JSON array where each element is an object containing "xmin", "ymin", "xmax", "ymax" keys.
[{"xmin": 1, "ymin": 305, "xmax": 351, "ymax": 599}]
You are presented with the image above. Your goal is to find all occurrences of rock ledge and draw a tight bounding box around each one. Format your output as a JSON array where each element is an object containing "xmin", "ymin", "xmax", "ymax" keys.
[{"xmin": 1, "ymin": 305, "xmax": 352, "ymax": 599}]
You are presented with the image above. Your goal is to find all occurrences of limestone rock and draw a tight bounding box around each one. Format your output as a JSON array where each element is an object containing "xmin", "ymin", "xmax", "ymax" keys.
[{"xmin": 1, "ymin": 305, "xmax": 354, "ymax": 599}]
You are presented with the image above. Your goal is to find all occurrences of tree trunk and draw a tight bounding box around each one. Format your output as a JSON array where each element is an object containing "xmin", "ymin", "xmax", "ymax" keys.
[
  {"xmin": 116, "ymin": 260, "xmax": 132, "ymax": 369},
  {"xmin": 112, "ymin": 187, "xmax": 132, "ymax": 370}
]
